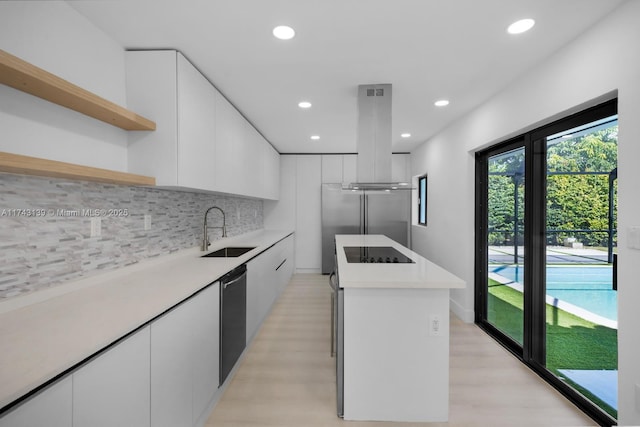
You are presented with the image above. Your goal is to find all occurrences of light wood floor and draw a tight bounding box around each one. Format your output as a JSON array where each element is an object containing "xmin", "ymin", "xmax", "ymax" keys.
[{"xmin": 206, "ymin": 274, "xmax": 595, "ymax": 427}]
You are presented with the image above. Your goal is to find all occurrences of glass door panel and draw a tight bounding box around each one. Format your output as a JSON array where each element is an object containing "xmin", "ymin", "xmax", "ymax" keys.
[
  {"xmin": 544, "ymin": 117, "xmax": 618, "ymax": 418},
  {"xmin": 487, "ymin": 147, "xmax": 525, "ymax": 345}
]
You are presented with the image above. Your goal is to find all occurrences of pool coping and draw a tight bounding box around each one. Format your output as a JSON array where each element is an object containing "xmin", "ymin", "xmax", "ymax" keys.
[{"xmin": 488, "ymin": 271, "xmax": 618, "ymax": 329}]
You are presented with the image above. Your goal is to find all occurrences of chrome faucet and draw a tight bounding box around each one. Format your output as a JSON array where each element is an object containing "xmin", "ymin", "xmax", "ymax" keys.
[{"xmin": 202, "ymin": 206, "xmax": 227, "ymax": 251}]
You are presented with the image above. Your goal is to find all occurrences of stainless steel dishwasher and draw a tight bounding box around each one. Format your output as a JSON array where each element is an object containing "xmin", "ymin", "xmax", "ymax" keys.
[{"xmin": 219, "ymin": 264, "xmax": 247, "ymax": 385}]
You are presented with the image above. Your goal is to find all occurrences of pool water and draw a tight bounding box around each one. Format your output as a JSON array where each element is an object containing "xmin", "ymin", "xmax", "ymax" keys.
[{"xmin": 493, "ymin": 265, "xmax": 617, "ymax": 321}]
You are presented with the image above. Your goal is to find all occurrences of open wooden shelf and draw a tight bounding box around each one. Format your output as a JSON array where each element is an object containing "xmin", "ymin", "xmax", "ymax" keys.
[
  {"xmin": 0, "ymin": 152, "xmax": 156, "ymax": 186},
  {"xmin": 0, "ymin": 49, "xmax": 156, "ymax": 131}
]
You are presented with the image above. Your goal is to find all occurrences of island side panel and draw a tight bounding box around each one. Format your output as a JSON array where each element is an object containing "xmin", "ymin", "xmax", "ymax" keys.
[{"xmin": 343, "ymin": 287, "xmax": 450, "ymax": 422}]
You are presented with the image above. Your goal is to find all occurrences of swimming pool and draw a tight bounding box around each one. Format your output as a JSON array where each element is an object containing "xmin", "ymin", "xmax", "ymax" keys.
[{"xmin": 492, "ymin": 265, "xmax": 617, "ymax": 321}]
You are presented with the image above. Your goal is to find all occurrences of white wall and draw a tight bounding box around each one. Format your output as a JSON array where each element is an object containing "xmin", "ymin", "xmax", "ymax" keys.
[
  {"xmin": 0, "ymin": 1, "xmax": 129, "ymax": 171},
  {"xmin": 409, "ymin": 1, "xmax": 640, "ymax": 423}
]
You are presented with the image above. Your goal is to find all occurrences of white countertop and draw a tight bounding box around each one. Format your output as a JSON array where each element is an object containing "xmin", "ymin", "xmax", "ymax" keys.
[
  {"xmin": 0, "ymin": 229, "xmax": 292, "ymax": 411},
  {"xmin": 335, "ymin": 234, "xmax": 465, "ymax": 289}
]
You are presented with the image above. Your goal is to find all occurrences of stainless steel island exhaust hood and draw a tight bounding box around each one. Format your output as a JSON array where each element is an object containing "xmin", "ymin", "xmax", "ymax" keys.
[{"xmin": 351, "ymin": 84, "xmax": 411, "ymax": 190}]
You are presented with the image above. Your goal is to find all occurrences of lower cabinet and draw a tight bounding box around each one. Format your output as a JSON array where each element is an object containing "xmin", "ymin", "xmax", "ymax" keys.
[
  {"xmin": 73, "ymin": 326, "xmax": 151, "ymax": 427},
  {"xmin": 246, "ymin": 235, "xmax": 295, "ymax": 343},
  {"xmin": 151, "ymin": 282, "xmax": 220, "ymax": 427},
  {"xmin": 275, "ymin": 235, "xmax": 295, "ymax": 295},
  {"xmin": 1, "ymin": 237, "xmax": 292, "ymax": 427},
  {"xmin": 0, "ymin": 377, "xmax": 72, "ymax": 427}
]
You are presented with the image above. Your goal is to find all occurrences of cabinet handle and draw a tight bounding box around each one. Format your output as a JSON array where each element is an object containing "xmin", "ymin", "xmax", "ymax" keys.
[
  {"xmin": 223, "ymin": 274, "xmax": 245, "ymax": 289},
  {"xmin": 275, "ymin": 258, "xmax": 287, "ymax": 271}
]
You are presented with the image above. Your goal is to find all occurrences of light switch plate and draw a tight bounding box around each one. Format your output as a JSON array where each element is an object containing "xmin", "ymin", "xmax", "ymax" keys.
[
  {"xmin": 628, "ymin": 226, "xmax": 640, "ymax": 250},
  {"xmin": 429, "ymin": 314, "xmax": 442, "ymax": 336},
  {"xmin": 144, "ymin": 214, "xmax": 151, "ymax": 230}
]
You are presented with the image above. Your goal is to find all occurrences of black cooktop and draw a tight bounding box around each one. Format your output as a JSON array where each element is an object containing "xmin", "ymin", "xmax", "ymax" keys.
[{"xmin": 343, "ymin": 246, "xmax": 415, "ymax": 264}]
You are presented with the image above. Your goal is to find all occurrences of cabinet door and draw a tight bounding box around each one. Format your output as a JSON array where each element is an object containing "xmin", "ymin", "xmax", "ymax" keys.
[
  {"xmin": 151, "ymin": 300, "xmax": 195, "ymax": 427},
  {"xmin": 243, "ymin": 122, "xmax": 264, "ymax": 198},
  {"xmin": 215, "ymin": 91, "xmax": 245, "ymax": 195},
  {"xmin": 343, "ymin": 154, "xmax": 357, "ymax": 185},
  {"xmin": 322, "ymin": 155, "xmax": 343, "ymax": 183},
  {"xmin": 73, "ymin": 327, "xmax": 151, "ymax": 427},
  {"xmin": 296, "ymin": 155, "xmax": 322, "ymax": 271},
  {"xmin": 177, "ymin": 53, "xmax": 217, "ymax": 191},
  {"xmin": 191, "ymin": 284, "xmax": 220, "ymax": 425},
  {"xmin": 246, "ymin": 253, "xmax": 269, "ymax": 342},
  {"xmin": 151, "ymin": 283, "xmax": 220, "ymax": 427},
  {"xmin": 263, "ymin": 143, "xmax": 280, "ymax": 200},
  {"xmin": 126, "ymin": 50, "xmax": 179, "ymax": 185},
  {"xmin": 275, "ymin": 235, "xmax": 295, "ymax": 294},
  {"xmin": 264, "ymin": 155, "xmax": 295, "ymax": 230},
  {"xmin": 0, "ymin": 377, "xmax": 72, "ymax": 427},
  {"xmin": 392, "ymin": 153, "xmax": 410, "ymax": 183}
]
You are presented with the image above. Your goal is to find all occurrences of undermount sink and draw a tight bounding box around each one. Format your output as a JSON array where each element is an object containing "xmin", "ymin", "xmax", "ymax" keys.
[{"xmin": 201, "ymin": 246, "xmax": 256, "ymax": 258}]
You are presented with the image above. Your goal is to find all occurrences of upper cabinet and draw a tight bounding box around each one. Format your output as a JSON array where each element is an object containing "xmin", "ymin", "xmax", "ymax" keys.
[{"xmin": 126, "ymin": 50, "xmax": 279, "ymax": 199}]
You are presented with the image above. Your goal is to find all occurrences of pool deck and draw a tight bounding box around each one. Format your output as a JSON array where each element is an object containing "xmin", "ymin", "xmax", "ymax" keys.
[{"xmin": 489, "ymin": 245, "xmax": 611, "ymax": 264}]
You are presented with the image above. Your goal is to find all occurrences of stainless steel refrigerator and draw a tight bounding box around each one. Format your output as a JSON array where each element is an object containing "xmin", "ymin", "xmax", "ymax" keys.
[{"xmin": 321, "ymin": 183, "xmax": 412, "ymax": 274}]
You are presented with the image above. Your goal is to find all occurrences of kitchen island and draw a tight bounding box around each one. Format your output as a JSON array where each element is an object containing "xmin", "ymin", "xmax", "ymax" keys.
[{"xmin": 335, "ymin": 234, "xmax": 465, "ymax": 423}]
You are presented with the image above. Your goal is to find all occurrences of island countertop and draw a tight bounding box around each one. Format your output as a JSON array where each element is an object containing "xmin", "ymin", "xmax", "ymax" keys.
[{"xmin": 335, "ymin": 234, "xmax": 465, "ymax": 289}]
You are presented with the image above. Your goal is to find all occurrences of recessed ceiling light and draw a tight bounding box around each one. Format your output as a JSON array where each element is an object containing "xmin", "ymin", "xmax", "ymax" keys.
[
  {"xmin": 273, "ymin": 25, "xmax": 295, "ymax": 40},
  {"xmin": 507, "ymin": 19, "xmax": 535, "ymax": 35},
  {"xmin": 434, "ymin": 99, "xmax": 449, "ymax": 107},
  {"xmin": 401, "ymin": 133, "xmax": 411, "ymax": 138},
  {"xmin": 310, "ymin": 135, "xmax": 320, "ymax": 140},
  {"xmin": 298, "ymin": 101, "xmax": 312, "ymax": 109}
]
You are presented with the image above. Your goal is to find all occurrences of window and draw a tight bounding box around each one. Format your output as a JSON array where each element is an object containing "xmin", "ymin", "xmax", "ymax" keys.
[{"xmin": 418, "ymin": 174, "xmax": 427, "ymax": 226}]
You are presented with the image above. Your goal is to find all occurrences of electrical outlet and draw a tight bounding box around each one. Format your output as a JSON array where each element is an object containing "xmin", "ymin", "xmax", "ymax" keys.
[
  {"xmin": 144, "ymin": 214, "xmax": 152, "ymax": 230},
  {"xmin": 90, "ymin": 217, "xmax": 101, "ymax": 237},
  {"xmin": 429, "ymin": 314, "xmax": 442, "ymax": 336}
]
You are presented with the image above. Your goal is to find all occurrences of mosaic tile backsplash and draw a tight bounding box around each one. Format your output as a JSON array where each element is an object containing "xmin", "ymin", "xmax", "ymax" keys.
[{"xmin": 0, "ymin": 173, "xmax": 263, "ymax": 299}]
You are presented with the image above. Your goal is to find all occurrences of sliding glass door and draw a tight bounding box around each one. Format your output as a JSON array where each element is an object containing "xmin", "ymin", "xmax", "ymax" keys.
[
  {"xmin": 476, "ymin": 100, "xmax": 618, "ymax": 425},
  {"xmin": 486, "ymin": 146, "xmax": 526, "ymax": 346},
  {"xmin": 544, "ymin": 116, "xmax": 618, "ymax": 419}
]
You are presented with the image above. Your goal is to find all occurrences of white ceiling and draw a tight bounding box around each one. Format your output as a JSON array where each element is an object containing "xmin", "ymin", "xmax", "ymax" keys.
[{"xmin": 68, "ymin": 0, "xmax": 626, "ymax": 154}]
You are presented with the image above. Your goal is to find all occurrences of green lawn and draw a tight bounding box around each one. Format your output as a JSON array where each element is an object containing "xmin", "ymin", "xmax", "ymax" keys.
[{"xmin": 488, "ymin": 280, "xmax": 618, "ymax": 417}]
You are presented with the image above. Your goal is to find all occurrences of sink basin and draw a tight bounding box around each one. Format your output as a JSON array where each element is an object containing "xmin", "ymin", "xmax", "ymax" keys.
[{"xmin": 202, "ymin": 246, "xmax": 256, "ymax": 258}]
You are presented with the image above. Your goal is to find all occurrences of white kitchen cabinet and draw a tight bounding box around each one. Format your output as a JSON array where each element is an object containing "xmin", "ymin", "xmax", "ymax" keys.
[
  {"xmin": 263, "ymin": 143, "xmax": 280, "ymax": 200},
  {"xmin": 190, "ymin": 284, "xmax": 220, "ymax": 425},
  {"xmin": 322, "ymin": 155, "xmax": 343, "ymax": 183},
  {"xmin": 176, "ymin": 54, "xmax": 217, "ymax": 190},
  {"xmin": 214, "ymin": 90, "xmax": 245, "ymax": 196},
  {"xmin": 392, "ymin": 153, "xmax": 410, "ymax": 183},
  {"xmin": 343, "ymin": 154, "xmax": 357, "ymax": 184},
  {"xmin": 296, "ymin": 155, "xmax": 322, "ymax": 272},
  {"xmin": 243, "ymin": 121, "xmax": 264, "ymax": 198},
  {"xmin": 151, "ymin": 282, "xmax": 220, "ymax": 427},
  {"xmin": 151, "ymin": 299, "xmax": 193, "ymax": 427},
  {"xmin": 0, "ymin": 377, "xmax": 72, "ymax": 427},
  {"xmin": 127, "ymin": 50, "xmax": 279, "ymax": 199},
  {"xmin": 73, "ymin": 326, "xmax": 151, "ymax": 427},
  {"xmin": 274, "ymin": 234, "xmax": 295, "ymax": 294},
  {"xmin": 246, "ymin": 234, "xmax": 294, "ymax": 343},
  {"xmin": 264, "ymin": 155, "xmax": 296, "ymax": 230},
  {"xmin": 126, "ymin": 50, "xmax": 216, "ymax": 192},
  {"xmin": 247, "ymin": 249, "xmax": 274, "ymax": 342}
]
